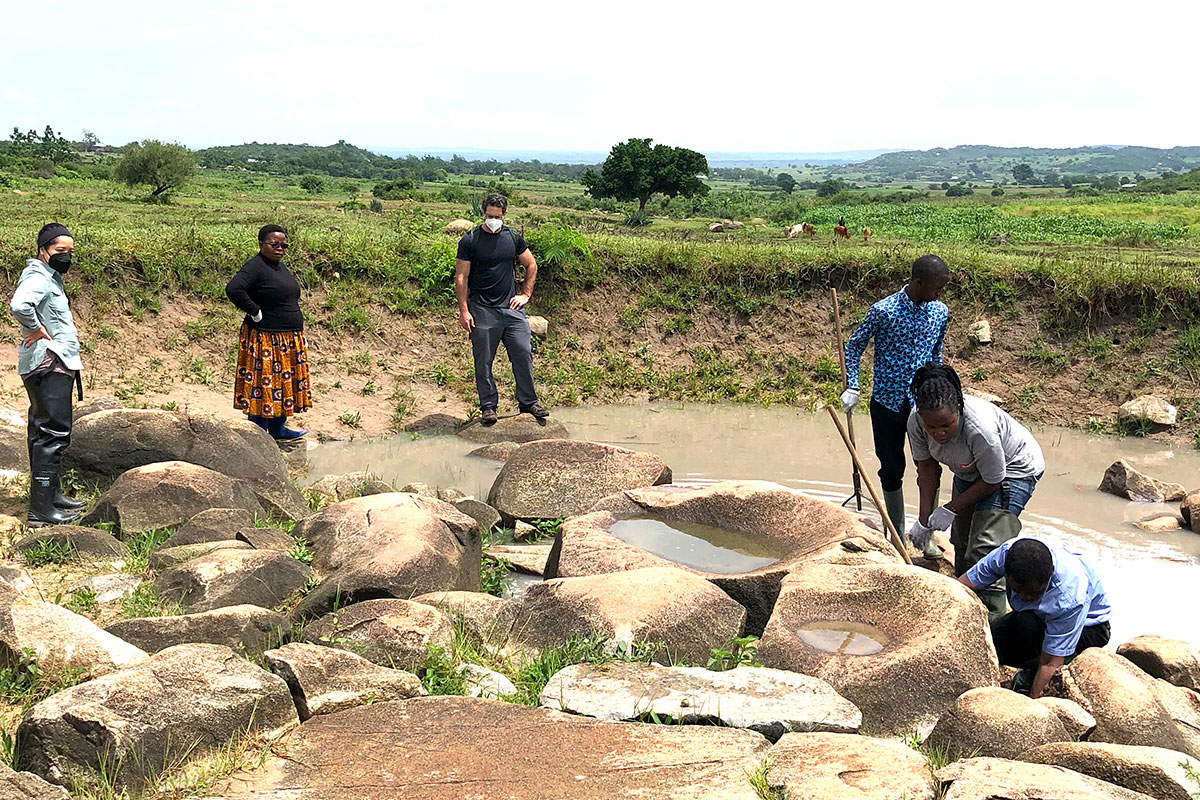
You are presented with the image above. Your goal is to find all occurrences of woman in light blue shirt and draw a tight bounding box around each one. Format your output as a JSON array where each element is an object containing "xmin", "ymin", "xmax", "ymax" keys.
[{"xmin": 9, "ymin": 223, "xmax": 85, "ymax": 526}]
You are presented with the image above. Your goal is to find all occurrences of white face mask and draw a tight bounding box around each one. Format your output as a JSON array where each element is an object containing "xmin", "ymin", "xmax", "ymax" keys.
[{"xmin": 483, "ymin": 217, "xmax": 503, "ymax": 232}]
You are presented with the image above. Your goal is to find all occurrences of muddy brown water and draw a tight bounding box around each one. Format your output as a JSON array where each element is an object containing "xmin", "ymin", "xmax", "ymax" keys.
[{"xmin": 306, "ymin": 403, "xmax": 1200, "ymax": 646}]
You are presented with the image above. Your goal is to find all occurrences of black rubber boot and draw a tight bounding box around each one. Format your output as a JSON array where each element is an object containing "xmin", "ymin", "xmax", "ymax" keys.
[
  {"xmin": 54, "ymin": 490, "xmax": 85, "ymax": 510},
  {"xmin": 28, "ymin": 473, "xmax": 80, "ymax": 527}
]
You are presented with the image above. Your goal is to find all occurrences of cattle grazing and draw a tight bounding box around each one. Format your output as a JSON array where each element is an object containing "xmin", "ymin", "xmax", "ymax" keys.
[
  {"xmin": 833, "ymin": 225, "xmax": 850, "ymax": 241},
  {"xmin": 863, "ymin": 227, "xmax": 872, "ymax": 242}
]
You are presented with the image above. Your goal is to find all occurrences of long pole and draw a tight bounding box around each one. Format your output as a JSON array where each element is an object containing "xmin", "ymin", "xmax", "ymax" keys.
[
  {"xmin": 830, "ymin": 289, "xmax": 863, "ymax": 511},
  {"xmin": 826, "ymin": 406, "xmax": 914, "ymax": 566}
]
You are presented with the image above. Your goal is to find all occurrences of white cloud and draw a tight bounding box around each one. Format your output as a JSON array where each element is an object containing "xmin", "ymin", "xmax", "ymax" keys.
[{"xmin": 1, "ymin": 87, "xmax": 36, "ymax": 104}]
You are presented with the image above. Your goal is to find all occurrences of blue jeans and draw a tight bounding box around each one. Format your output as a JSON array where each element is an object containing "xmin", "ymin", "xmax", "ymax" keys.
[{"xmin": 952, "ymin": 474, "xmax": 1041, "ymax": 516}]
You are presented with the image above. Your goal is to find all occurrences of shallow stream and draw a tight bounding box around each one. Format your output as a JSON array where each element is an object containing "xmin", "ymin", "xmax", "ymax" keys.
[{"xmin": 306, "ymin": 402, "xmax": 1200, "ymax": 646}]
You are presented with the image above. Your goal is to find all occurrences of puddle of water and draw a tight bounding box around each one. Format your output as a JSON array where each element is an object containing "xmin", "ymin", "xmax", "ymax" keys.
[
  {"xmin": 606, "ymin": 516, "xmax": 780, "ymax": 574},
  {"xmin": 794, "ymin": 621, "xmax": 890, "ymax": 655},
  {"xmin": 305, "ymin": 402, "xmax": 1200, "ymax": 645}
]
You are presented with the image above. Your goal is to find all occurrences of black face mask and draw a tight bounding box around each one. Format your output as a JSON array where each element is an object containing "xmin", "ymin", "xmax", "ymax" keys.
[{"xmin": 47, "ymin": 253, "xmax": 72, "ymax": 274}]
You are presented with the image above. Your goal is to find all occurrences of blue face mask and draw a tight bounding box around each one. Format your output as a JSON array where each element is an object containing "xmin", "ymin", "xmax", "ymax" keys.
[{"xmin": 47, "ymin": 252, "xmax": 72, "ymax": 274}]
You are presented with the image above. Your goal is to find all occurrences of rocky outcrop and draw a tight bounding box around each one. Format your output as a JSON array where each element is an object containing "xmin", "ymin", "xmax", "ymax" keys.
[
  {"xmin": 15, "ymin": 643, "xmax": 297, "ymax": 788},
  {"xmin": 291, "ymin": 493, "xmax": 480, "ymax": 620},
  {"xmin": 65, "ymin": 409, "xmax": 306, "ymax": 518},
  {"xmin": 766, "ymin": 732, "xmax": 937, "ymax": 800},
  {"xmin": 262, "ymin": 642, "xmax": 425, "ymax": 720},
  {"xmin": 925, "ymin": 687, "xmax": 1070, "ymax": 759},
  {"xmin": 510, "ymin": 567, "xmax": 746, "ymax": 665},
  {"xmin": 154, "ymin": 548, "xmax": 311, "ymax": 613},
  {"xmin": 757, "ymin": 563, "xmax": 998, "ymax": 737},
  {"xmin": 15, "ymin": 526, "xmax": 128, "ymax": 560},
  {"xmin": 1099, "ymin": 460, "xmax": 1187, "ymax": 502},
  {"xmin": 82, "ymin": 461, "xmax": 264, "ymax": 535},
  {"xmin": 540, "ymin": 662, "xmax": 860, "ymax": 740},
  {"xmin": 937, "ymin": 757, "xmax": 1156, "ymax": 799},
  {"xmin": 219, "ymin": 697, "xmax": 771, "ymax": 800},
  {"xmin": 1117, "ymin": 635, "xmax": 1200, "ymax": 691},
  {"xmin": 105, "ymin": 605, "xmax": 287, "ymax": 655},
  {"xmin": 304, "ymin": 471, "xmax": 393, "ymax": 507},
  {"xmin": 302, "ymin": 599, "xmax": 455, "ymax": 670},
  {"xmin": 1182, "ymin": 491, "xmax": 1200, "ymax": 530},
  {"xmin": 162, "ymin": 508, "xmax": 255, "ymax": 548},
  {"xmin": 1119, "ymin": 396, "xmax": 1178, "ymax": 427},
  {"xmin": 1022, "ymin": 742, "xmax": 1198, "ymax": 800},
  {"xmin": 456, "ymin": 414, "xmax": 569, "ymax": 445}
]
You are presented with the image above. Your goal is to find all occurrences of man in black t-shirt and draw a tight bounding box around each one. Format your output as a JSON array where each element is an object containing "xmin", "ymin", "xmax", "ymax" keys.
[{"xmin": 455, "ymin": 193, "xmax": 549, "ymax": 426}]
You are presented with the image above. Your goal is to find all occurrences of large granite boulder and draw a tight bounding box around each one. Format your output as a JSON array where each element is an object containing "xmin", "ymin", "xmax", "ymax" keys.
[
  {"xmin": 549, "ymin": 481, "xmax": 901, "ymax": 635},
  {"xmin": 65, "ymin": 409, "xmax": 306, "ymax": 518},
  {"xmin": 540, "ymin": 662, "xmax": 860, "ymax": 740},
  {"xmin": 510, "ymin": 567, "xmax": 746, "ymax": 665},
  {"xmin": 1117, "ymin": 635, "xmax": 1200, "ymax": 691},
  {"xmin": 925, "ymin": 687, "xmax": 1071, "ymax": 760},
  {"xmin": 301, "ymin": 599, "xmax": 455, "ymax": 670},
  {"xmin": 161, "ymin": 508, "xmax": 255, "ymax": 548},
  {"xmin": 757, "ymin": 563, "xmax": 998, "ymax": 737},
  {"xmin": 0, "ymin": 763, "xmax": 69, "ymax": 800},
  {"xmin": 263, "ymin": 642, "xmax": 425, "ymax": 720},
  {"xmin": 291, "ymin": 493, "xmax": 481, "ymax": 620},
  {"xmin": 71, "ymin": 394, "xmax": 123, "ymax": 420},
  {"xmin": 1022, "ymin": 742, "xmax": 1199, "ymax": 800},
  {"xmin": 765, "ymin": 732, "xmax": 937, "ymax": 800},
  {"xmin": 15, "ymin": 643, "xmax": 297, "ymax": 789},
  {"xmin": 0, "ymin": 408, "xmax": 28, "ymax": 471},
  {"xmin": 488, "ymin": 439, "xmax": 671, "ymax": 524},
  {"xmin": 14, "ymin": 525, "xmax": 128, "ymax": 560},
  {"xmin": 456, "ymin": 414, "xmax": 569, "ymax": 445},
  {"xmin": 1062, "ymin": 648, "xmax": 1200, "ymax": 757},
  {"xmin": 105, "ymin": 604, "xmax": 287, "ymax": 655},
  {"xmin": 154, "ymin": 548, "xmax": 311, "ymax": 613},
  {"xmin": 937, "ymin": 757, "xmax": 1157, "ymax": 800},
  {"xmin": 412, "ymin": 590, "xmax": 521, "ymax": 652},
  {"xmin": 219, "ymin": 697, "xmax": 770, "ymax": 800},
  {"xmin": 81, "ymin": 461, "xmax": 264, "ymax": 536},
  {"xmin": 1037, "ymin": 696, "xmax": 1098, "ymax": 740},
  {"xmin": 1099, "ymin": 460, "xmax": 1187, "ymax": 502}
]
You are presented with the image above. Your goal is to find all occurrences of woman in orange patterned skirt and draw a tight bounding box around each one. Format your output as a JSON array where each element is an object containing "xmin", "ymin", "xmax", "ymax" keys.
[{"xmin": 225, "ymin": 225, "xmax": 311, "ymax": 440}]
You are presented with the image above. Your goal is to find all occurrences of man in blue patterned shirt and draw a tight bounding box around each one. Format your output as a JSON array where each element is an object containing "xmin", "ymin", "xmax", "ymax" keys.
[{"xmin": 842, "ymin": 255, "xmax": 950, "ymax": 553}]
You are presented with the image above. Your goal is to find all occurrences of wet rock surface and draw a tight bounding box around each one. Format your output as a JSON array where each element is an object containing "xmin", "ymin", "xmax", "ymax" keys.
[{"xmin": 1099, "ymin": 459, "xmax": 1187, "ymax": 502}]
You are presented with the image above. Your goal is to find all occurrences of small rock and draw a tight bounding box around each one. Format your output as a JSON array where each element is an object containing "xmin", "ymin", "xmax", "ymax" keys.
[
  {"xmin": 399, "ymin": 481, "xmax": 437, "ymax": 497},
  {"xmin": 527, "ymin": 315, "xmax": 549, "ymax": 338},
  {"xmin": 0, "ymin": 762, "xmax": 70, "ymax": 799},
  {"xmin": 149, "ymin": 540, "xmax": 253, "ymax": 571},
  {"xmin": 105, "ymin": 604, "xmax": 287, "ymax": 655},
  {"xmin": 454, "ymin": 498, "xmax": 501, "ymax": 534},
  {"xmin": 302, "ymin": 598, "xmax": 455, "ymax": 670},
  {"xmin": 305, "ymin": 471, "xmax": 393, "ymax": 506},
  {"xmin": 0, "ymin": 512, "xmax": 24, "ymax": 545},
  {"xmin": 155, "ymin": 548, "xmax": 311, "ymax": 613},
  {"xmin": 457, "ymin": 415, "xmax": 569, "ymax": 445},
  {"xmin": 1181, "ymin": 491, "xmax": 1200, "ymax": 530},
  {"xmin": 965, "ymin": 387, "xmax": 1003, "ymax": 404},
  {"xmin": 487, "ymin": 544, "xmax": 551, "ymax": 576},
  {"xmin": 513, "ymin": 520, "xmax": 541, "ymax": 542},
  {"xmin": 1119, "ymin": 395, "xmax": 1177, "ymax": 427},
  {"xmin": 403, "ymin": 413, "xmax": 465, "ymax": 434},
  {"xmin": 708, "ymin": 222, "xmax": 725, "ymax": 233},
  {"xmin": 263, "ymin": 642, "xmax": 425, "ymax": 720},
  {"xmin": 1133, "ymin": 514, "xmax": 1182, "ymax": 532},
  {"xmin": 468, "ymin": 441, "xmax": 521, "ymax": 462},
  {"xmin": 443, "ymin": 219, "xmax": 474, "ymax": 235},
  {"xmin": 437, "ymin": 487, "xmax": 467, "ymax": 503},
  {"xmin": 411, "ymin": 590, "xmax": 520, "ymax": 651},
  {"xmin": 72, "ymin": 394, "xmax": 123, "ymax": 420},
  {"xmin": 0, "ymin": 562, "xmax": 33, "ymax": 593},
  {"xmin": 1099, "ymin": 459, "xmax": 1187, "ymax": 502},
  {"xmin": 68, "ymin": 574, "xmax": 141, "ymax": 603},
  {"xmin": 15, "ymin": 526, "xmax": 128, "ymax": 560},
  {"xmin": 725, "ymin": 220, "xmax": 744, "ymax": 230},
  {"xmin": 925, "ymin": 686, "xmax": 1070, "ymax": 760},
  {"xmin": 461, "ymin": 663, "xmax": 516, "ymax": 699},
  {"xmin": 969, "ymin": 319, "xmax": 993, "ymax": 344}
]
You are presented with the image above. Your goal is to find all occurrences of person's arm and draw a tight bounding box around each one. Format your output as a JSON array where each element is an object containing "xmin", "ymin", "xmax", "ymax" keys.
[
  {"xmin": 455, "ymin": 258, "xmax": 473, "ymax": 331},
  {"xmin": 843, "ymin": 305, "xmax": 881, "ymax": 391},
  {"xmin": 9, "ymin": 272, "xmax": 52, "ymax": 347},
  {"xmin": 962, "ymin": 544, "xmax": 1008, "ymax": 590},
  {"xmin": 916, "ymin": 458, "xmax": 943, "ymax": 527},
  {"xmin": 1029, "ymin": 652, "xmax": 1067, "ymax": 699},
  {"xmin": 225, "ymin": 262, "xmax": 262, "ymax": 320},
  {"xmin": 510, "ymin": 249, "xmax": 536, "ymax": 310}
]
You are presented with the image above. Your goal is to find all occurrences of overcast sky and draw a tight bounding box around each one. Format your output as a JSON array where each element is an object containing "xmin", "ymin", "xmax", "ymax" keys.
[{"xmin": 2, "ymin": 0, "xmax": 1196, "ymax": 155}]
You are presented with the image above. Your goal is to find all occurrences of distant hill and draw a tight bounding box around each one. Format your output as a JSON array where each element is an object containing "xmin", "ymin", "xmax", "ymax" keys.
[{"xmin": 831, "ymin": 145, "xmax": 1200, "ymax": 181}]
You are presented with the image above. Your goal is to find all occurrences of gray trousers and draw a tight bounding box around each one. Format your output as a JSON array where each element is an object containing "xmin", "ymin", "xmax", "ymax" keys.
[{"xmin": 469, "ymin": 301, "xmax": 538, "ymax": 410}]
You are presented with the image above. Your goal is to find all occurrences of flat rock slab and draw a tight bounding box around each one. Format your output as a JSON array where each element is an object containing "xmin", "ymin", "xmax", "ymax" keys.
[
  {"xmin": 937, "ymin": 757, "xmax": 1156, "ymax": 800},
  {"xmin": 487, "ymin": 544, "xmax": 551, "ymax": 576},
  {"xmin": 15, "ymin": 526, "xmax": 128, "ymax": 560},
  {"xmin": 457, "ymin": 414, "xmax": 569, "ymax": 444},
  {"xmin": 105, "ymin": 604, "xmax": 287, "ymax": 655},
  {"xmin": 765, "ymin": 732, "xmax": 937, "ymax": 800},
  {"xmin": 220, "ymin": 696, "xmax": 771, "ymax": 800},
  {"xmin": 1022, "ymin": 742, "xmax": 1199, "ymax": 800},
  {"xmin": 148, "ymin": 540, "xmax": 252, "ymax": 571},
  {"xmin": 263, "ymin": 642, "xmax": 425, "ymax": 720},
  {"xmin": 68, "ymin": 573, "xmax": 141, "ymax": 603},
  {"xmin": 302, "ymin": 599, "xmax": 455, "ymax": 670},
  {"xmin": 540, "ymin": 662, "xmax": 860, "ymax": 740}
]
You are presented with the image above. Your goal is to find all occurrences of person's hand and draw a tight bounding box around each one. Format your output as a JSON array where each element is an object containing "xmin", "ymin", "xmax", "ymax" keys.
[
  {"xmin": 929, "ymin": 505, "xmax": 957, "ymax": 531},
  {"xmin": 908, "ymin": 520, "xmax": 934, "ymax": 550},
  {"xmin": 509, "ymin": 294, "xmax": 530, "ymax": 310},
  {"xmin": 840, "ymin": 388, "xmax": 859, "ymax": 414},
  {"xmin": 250, "ymin": 309, "xmax": 263, "ymax": 323},
  {"xmin": 458, "ymin": 307, "xmax": 475, "ymax": 333},
  {"xmin": 22, "ymin": 327, "xmax": 51, "ymax": 348}
]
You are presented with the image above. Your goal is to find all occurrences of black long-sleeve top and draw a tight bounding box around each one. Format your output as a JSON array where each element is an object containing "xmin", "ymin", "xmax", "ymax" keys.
[{"xmin": 225, "ymin": 254, "xmax": 304, "ymax": 332}]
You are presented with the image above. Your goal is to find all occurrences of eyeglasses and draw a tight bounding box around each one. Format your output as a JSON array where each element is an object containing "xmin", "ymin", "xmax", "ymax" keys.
[{"xmin": 265, "ymin": 242, "xmax": 288, "ymax": 249}]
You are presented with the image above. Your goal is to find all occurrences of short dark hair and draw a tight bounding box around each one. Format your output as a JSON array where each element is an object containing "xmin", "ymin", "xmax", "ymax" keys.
[
  {"xmin": 912, "ymin": 362, "xmax": 964, "ymax": 415},
  {"xmin": 37, "ymin": 223, "xmax": 73, "ymax": 252},
  {"xmin": 912, "ymin": 254, "xmax": 949, "ymax": 282},
  {"xmin": 258, "ymin": 224, "xmax": 287, "ymax": 243},
  {"xmin": 1005, "ymin": 538, "xmax": 1054, "ymax": 588},
  {"xmin": 482, "ymin": 193, "xmax": 508, "ymax": 214}
]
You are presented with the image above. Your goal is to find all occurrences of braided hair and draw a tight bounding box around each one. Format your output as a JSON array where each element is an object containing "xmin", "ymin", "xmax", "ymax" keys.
[{"xmin": 912, "ymin": 363, "xmax": 964, "ymax": 415}]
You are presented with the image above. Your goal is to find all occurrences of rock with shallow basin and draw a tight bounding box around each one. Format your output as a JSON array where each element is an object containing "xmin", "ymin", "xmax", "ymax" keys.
[{"xmin": 547, "ymin": 481, "xmax": 902, "ymax": 634}]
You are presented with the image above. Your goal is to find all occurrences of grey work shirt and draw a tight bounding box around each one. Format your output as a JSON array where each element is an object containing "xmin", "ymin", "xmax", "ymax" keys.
[
  {"xmin": 9, "ymin": 258, "xmax": 83, "ymax": 376},
  {"xmin": 907, "ymin": 395, "xmax": 1045, "ymax": 483}
]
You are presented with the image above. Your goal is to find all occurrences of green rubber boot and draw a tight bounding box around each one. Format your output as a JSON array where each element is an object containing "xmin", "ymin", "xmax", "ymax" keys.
[
  {"xmin": 883, "ymin": 489, "xmax": 906, "ymax": 538},
  {"xmin": 966, "ymin": 509, "xmax": 1023, "ymax": 620}
]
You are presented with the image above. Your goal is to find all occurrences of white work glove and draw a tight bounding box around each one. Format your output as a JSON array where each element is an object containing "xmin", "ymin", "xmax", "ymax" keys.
[
  {"xmin": 908, "ymin": 520, "xmax": 934, "ymax": 550},
  {"xmin": 840, "ymin": 388, "xmax": 860, "ymax": 414},
  {"xmin": 928, "ymin": 505, "xmax": 957, "ymax": 531},
  {"xmin": 250, "ymin": 309, "xmax": 263, "ymax": 323}
]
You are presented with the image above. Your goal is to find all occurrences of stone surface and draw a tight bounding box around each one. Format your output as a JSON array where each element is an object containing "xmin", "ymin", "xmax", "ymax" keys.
[
  {"xmin": 453, "ymin": 497, "xmax": 501, "ymax": 534},
  {"xmin": 263, "ymin": 642, "xmax": 425, "ymax": 720},
  {"xmin": 219, "ymin": 697, "xmax": 771, "ymax": 800},
  {"xmin": 1062, "ymin": 648, "xmax": 1200, "ymax": 758},
  {"xmin": 0, "ymin": 584, "xmax": 147, "ymax": 676},
  {"xmin": 154, "ymin": 548, "xmax": 311, "ymax": 613},
  {"xmin": 0, "ymin": 762, "xmax": 70, "ymax": 800},
  {"xmin": 540, "ymin": 662, "xmax": 861, "ymax": 740},
  {"xmin": 237, "ymin": 526, "xmax": 295, "ymax": 552},
  {"xmin": 0, "ymin": 408, "xmax": 28, "ymax": 471},
  {"xmin": 15, "ymin": 526, "xmax": 128, "ymax": 560},
  {"xmin": 302, "ymin": 599, "xmax": 455, "ymax": 670},
  {"xmin": 1119, "ymin": 396, "xmax": 1178, "ymax": 427},
  {"xmin": 0, "ymin": 561, "xmax": 33, "ymax": 593},
  {"xmin": 291, "ymin": 493, "xmax": 480, "ymax": 620},
  {"xmin": 403, "ymin": 413, "xmax": 466, "ymax": 435},
  {"xmin": 162, "ymin": 508, "xmax": 255, "ymax": 548},
  {"xmin": 551, "ymin": 480, "xmax": 901, "ymax": 635},
  {"xmin": 1182, "ymin": 491, "xmax": 1200, "ymax": 530},
  {"xmin": 937, "ymin": 757, "xmax": 1157, "ymax": 800},
  {"xmin": 1037, "ymin": 697, "xmax": 1098, "ymax": 740},
  {"xmin": 442, "ymin": 218, "xmax": 473, "ymax": 234},
  {"xmin": 1099, "ymin": 459, "xmax": 1187, "ymax": 502},
  {"xmin": 926, "ymin": 687, "xmax": 1070, "ymax": 759},
  {"xmin": 757, "ymin": 563, "xmax": 998, "ymax": 737},
  {"xmin": 1134, "ymin": 514, "xmax": 1183, "ymax": 532},
  {"xmin": 15, "ymin": 643, "xmax": 297, "ymax": 788},
  {"xmin": 68, "ymin": 573, "xmax": 141, "ymax": 603},
  {"xmin": 488, "ymin": 544, "xmax": 551, "ymax": 576},
  {"xmin": 527, "ymin": 315, "xmax": 548, "ymax": 337},
  {"xmin": 105, "ymin": 604, "xmax": 287, "ymax": 655},
  {"xmin": 766, "ymin": 732, "xmax": 937, "ymax": 800},
  {"xmin": 461, "ymin": 663, "xmax": 516, "ymax": 699},
  {"xmin": 305, "ymin": 471, "xmax": 393, "ymax": 506},
  {"xmin": 510, "ymin": 567, "xmax": 746, "ymax": 665},
  {"xmin": 468, "ymin": 441, "xmax": 520, "ymax": 461},
  {"xmin": 964, "ymin": 387, "xmax": 1003, "ymax": 404},
  {"xmin": 71, "ymin": 394, "xmax": 123, "ymax": 420},
  {"xmin": 82, "ymin": 460, "xmax": 264, "ymax": 535},
  {"xmin": 148, "ymin": 540, "xmax": 252, "ymax": 571},
  {"xmin": 456, "ymin": 414, "xmax": 569, "ymax": 445},
  {"xmin": 65, "ymin": 409, "xmax": 307, "ymax": 518},
  {"xmin": 1022, "ymin": 742, "xmax": 1199, "ymax": 800},
  {"xmin": 1118, "ymin": 635, "xmax": 1200, "ymax": 691},
  {"xmin": 968, "ymin": 319, "xmax": 992, "ymax": 344},
  {"xmin": 708, "ymin": 222, "xmax": 725, "ymax": 232},
  {"xmin": 488, "ymin": 439, "xmax": 671, "ymax": 523},
  {"xmin": 411, "ymin": 590, "xmax": 520, "ymax": 651}
]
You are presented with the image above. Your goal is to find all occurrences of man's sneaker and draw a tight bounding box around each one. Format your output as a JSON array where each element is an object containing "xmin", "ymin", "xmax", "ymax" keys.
[
  {"xmin": 520, "ymin": 402, "xmax": 550, "ymax": 419},
  {"xmin": 480, "ymin": 408, "xmax": 498, "ymax": 426}
]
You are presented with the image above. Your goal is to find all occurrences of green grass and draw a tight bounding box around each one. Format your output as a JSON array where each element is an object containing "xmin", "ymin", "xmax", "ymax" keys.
[
  {"xmin": 745, "ymin": 758, "xmax": 784, "ymax": 800},
  {"xmin": 23, "ymin": 538, "xmax": 76, "ymax": 567},
  {"xmin": 123, "ymin": 527, "xmax": 175, "ymax": 575},
  {"xmin": 0, "ymin": 650, "xmax": 88, "ymax": 710},
  {"xmin": 119, "ymin": 582, "xmax": 182, "ymax": 620}
]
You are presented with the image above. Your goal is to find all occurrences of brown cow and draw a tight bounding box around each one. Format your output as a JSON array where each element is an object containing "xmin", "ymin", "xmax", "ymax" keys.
[
  {"xmin": 833, "ymin": 225, "xmax": 850, "ymax": 241},
  {"xmin": 863, "ymin": 227, "xmax": 872, "ymax": 242},
  {"xmin": 784, "ymin": 222, "xmax": 818, "ymax": 239},
  {"xmin": 802, "ymin": 222, "xmax": 815, "ymax": 237}
]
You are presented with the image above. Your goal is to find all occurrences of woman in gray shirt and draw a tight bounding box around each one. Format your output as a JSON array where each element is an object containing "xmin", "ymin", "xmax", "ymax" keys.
[{"xmin": 906, "ymin": 363, "xmax": 1045, "ymax": 617}]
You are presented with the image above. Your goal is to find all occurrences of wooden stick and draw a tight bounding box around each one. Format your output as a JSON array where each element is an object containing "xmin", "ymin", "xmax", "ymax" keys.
[
  {"xmin": 826, "ymin": 406, "xmax": 914, "ymax": 565},
  {"xmin": 830, "ymin": 289, "xmax": 863, "ymax": 510}
]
